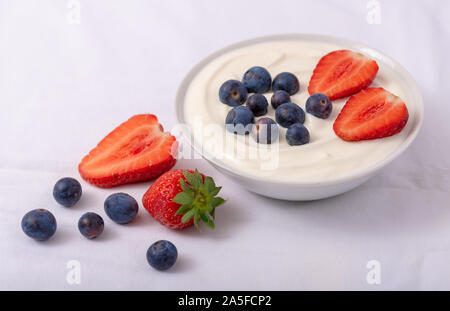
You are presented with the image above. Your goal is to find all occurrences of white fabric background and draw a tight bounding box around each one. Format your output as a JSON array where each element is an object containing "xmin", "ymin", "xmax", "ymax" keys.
[{"xmin": 0, "ymin": 0, "xmax": 449, "ymax": 290}]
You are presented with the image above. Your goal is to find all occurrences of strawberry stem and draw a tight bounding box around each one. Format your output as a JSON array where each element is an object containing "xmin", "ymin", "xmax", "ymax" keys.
[{"xmin": 173, "ymin": 169, "xmax": 226, "ymax": 229}]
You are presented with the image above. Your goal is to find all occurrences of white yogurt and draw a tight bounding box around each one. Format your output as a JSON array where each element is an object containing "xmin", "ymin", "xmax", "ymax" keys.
[{"xmin": 183, "ymin": 40, "xmax": 412, "ymax": 182}]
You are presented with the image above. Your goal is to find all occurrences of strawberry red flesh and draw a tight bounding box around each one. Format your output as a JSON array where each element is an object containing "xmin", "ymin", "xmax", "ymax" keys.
[
  {"xmin": 79, "ymin": 114, "xmax": 177, "ymax": 188},
  {"xmin": 308, "ymin": 50, "xmax": 379, "ymax": 100},
  {"xmin": 333, "ymin": 88, "xmax": 409, "ymax": 142}
]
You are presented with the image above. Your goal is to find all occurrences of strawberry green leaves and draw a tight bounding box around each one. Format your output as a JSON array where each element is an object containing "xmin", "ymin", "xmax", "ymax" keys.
[{"xmin": 173, "ymin": 169, "xmax": 226, "ymax": 229}]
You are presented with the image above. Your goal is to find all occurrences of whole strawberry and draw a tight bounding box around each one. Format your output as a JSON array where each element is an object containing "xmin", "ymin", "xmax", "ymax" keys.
[{"xmin": 142, "ymin": 169, "xmax": 225, "ymax": 230}]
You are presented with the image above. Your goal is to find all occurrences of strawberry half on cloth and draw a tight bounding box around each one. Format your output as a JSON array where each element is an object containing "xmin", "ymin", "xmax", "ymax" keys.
[
  {"xmin": 79, "ymin": 114, "xmax": 178, "ymax": 188},
  {"xmin": 143, "ymin": 170, "xmax": 226, "ymax": 230}
]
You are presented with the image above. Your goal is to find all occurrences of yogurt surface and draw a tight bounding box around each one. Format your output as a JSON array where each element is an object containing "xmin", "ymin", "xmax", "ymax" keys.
[{"xmin": 183, "ymin": 40, "xmax": 413, "ymax": 182}]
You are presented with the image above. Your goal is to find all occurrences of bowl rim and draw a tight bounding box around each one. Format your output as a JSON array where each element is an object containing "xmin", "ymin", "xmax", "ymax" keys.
[{"xmin": 175, "ymin": 33, "xmax": 424, "ymax": 187}]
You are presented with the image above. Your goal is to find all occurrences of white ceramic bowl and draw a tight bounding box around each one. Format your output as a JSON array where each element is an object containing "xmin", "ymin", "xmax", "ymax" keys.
[{"xmin": 175, "ymin": 34, "xmax": 424, "ymax": 201}]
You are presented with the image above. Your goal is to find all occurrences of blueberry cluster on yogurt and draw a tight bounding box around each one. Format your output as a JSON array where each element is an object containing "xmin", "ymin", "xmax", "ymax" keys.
[{"xmin": 219, "ymin": 66, "xmax": 333, "ymax": 146}]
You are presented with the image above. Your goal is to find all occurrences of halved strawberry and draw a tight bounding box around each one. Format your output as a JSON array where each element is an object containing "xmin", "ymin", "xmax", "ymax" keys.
[
  {"xmin": 333, "ymin": 88, "xmax": 409, "ymax": 142},
  {"xmin": 79, "ymin": 114, "xmax": 178, "ymax": 188},
  {"xmin": 308, "ymin": 50, "xmax": 379, "ymax": 100}
]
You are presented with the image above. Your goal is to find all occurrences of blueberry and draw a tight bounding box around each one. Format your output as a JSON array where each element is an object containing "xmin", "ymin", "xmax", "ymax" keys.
[
  {"xmin": 271, "ymin": 90, "xmax": 291, "ymax": 109},
  {"xmin": 21, "ymin": 209, "xmax": 57, "ymax": 241},
  {"xmin": 275, "ymin": 103, "xmax": 305, "ymax": 128},
  {"xmin": 272, "ymin": 72, "xmax": 300, "ymax": 95},
  {"xmin": 53, "ymin": 177, "xmax": 82, "ymax": 208},
  {"xmin": 225, "ymin": 106, "xmax": 255, "ymax": 135},
  {"xmin": 246, "ymin": 94, "xmax": 269, "ymax": 117},
  {"xmin": 146, "ymin": 240, "xmax": 178, "ymax": 271},
  {"xmin": 104, "ymin": 193, "xmax": 139, "ymax": 224},
  {"xmin": 242, "ymin": 66, "xmax": 272, "ymax": 94},
  {"xmin": 219, "ymin": 80, "xmax": 248, "ymax": 107},
  {"xmin": 286, "ymin": 124, "xmax": 310, "ymax": 146},
  {"xmin": 78, "ymin": 212, "xmax": 104, "ymax": 239},
  {"xmin": 306, "ymin": 94, "xmax": 332, "ymax": 119},
  {"xmin": 252, "ymin": 118, "xmax": 279, "ymax": 144}
]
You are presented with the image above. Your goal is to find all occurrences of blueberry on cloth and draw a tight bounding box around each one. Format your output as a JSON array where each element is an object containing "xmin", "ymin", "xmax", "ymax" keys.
[
  {"xmin": 22, "ymin": 209, "xmax": 57, "ymax": 241},
  {"xmin": 78, "ymin": 212, "xmax": 104, "ymax": 239},
  {"xmin": 146, "ymin": 240, "xmax": 178, "ymax": 271},
  {"xmin": 104, "ymin": 193, "xmax": 139, "ymax": 224},
  {"xmin": 53, "ymin": 177, "xmax": 82, "ymax": 207}
]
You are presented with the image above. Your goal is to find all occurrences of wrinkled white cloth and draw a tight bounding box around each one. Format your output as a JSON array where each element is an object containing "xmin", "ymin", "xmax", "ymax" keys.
[{"xmin": 0, "ymin": 0, "xmax": 449, "ymax": 290}]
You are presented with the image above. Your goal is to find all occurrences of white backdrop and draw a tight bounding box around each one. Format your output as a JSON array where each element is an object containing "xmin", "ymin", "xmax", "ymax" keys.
[{"xmin": 1, "ymin": 0, "xmax": 449, "ymax": 290}]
